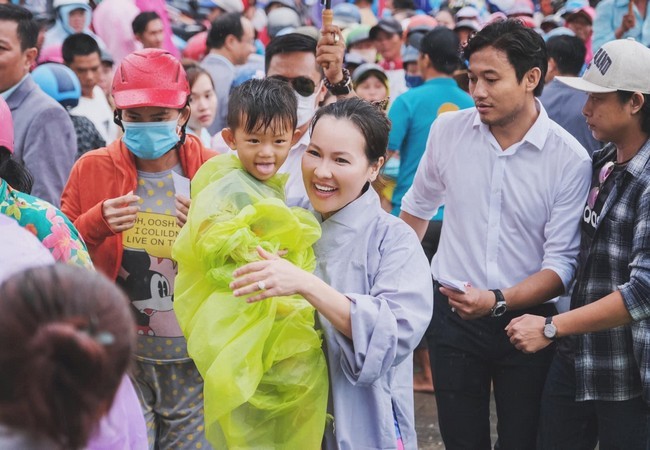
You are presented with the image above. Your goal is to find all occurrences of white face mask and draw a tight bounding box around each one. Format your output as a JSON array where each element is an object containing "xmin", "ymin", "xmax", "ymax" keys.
[
  {"xmin": 349, "ymin": 48, "xmax": 378, "ymax": 63},
  {"xmin": 295, "ymin": 90, "xmax": 318, "ymax": 127}
]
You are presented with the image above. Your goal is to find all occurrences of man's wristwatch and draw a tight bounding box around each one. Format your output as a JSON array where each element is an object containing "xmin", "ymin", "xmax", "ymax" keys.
[
  {"xmin": 489, "ymin": 289, "xmax": 507, "ymax": 317},
  {"xmin": 543, "ymin": 316, "xmax": 558, "ymax": 341},
  {"xmin": 324, "ymin": 68, "xmax": 353, "ymax": 96}
]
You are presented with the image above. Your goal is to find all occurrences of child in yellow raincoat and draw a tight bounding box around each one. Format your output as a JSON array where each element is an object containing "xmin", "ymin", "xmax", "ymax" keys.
[{"xmin": 172, "ymin": 78, "xmax": 328, "ymax": 449}]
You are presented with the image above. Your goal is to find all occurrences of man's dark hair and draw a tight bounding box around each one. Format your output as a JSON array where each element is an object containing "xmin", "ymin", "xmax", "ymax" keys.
[
  {"xmin": 393, "ymin": 0, "xmax": 416, "ymax": 10},
  {"xmin": 0, "ymin": 4, "xmax": 38, "ymax": 50},
  {"xmin": 131, "ymin": 11, "xmax": 160, "ymax": 36},
  {"xmin": 206, "ymin": 12, "xmax": 243, "ymax": 50},
  {"xmin": 546, "ymin": 35, "xmax": 585, "ymax": 77},
  {"xmin": 420, "ymin": 27, "xmax": 462, "ymax": 75},
  {"xmin": 617, "ymin": 91, "xmax": 650, "ymax": 135},
  {"xmin": 264, "ymin": 33, "xmax": 317, "ymax": 73},
  {"xmin": 464, "ymin": 19, "xmax": 548, "ymax": 96},
  {"xmin": 62, "ymin": 33, "xmax": 100, "ymax": 65},
  {"xmin": 228, "ymin": 78, "xmax": 297, "ymax": 135}
]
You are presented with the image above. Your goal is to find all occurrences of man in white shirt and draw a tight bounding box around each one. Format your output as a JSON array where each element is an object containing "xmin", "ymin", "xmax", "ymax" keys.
[
  {"xmin": 400, "ymin": 20, "xmax": 592, "ymax": 449},
  {"xmin": 63, "ymin": 33, "xmax": 118, "ymax": 143}
]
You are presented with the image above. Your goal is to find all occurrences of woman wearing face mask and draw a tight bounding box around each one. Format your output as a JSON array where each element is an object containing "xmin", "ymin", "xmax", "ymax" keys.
[
  {"xmin": 230, "ymin": 98, "xmax": 433, "ymax": 450},
  {"xmin": 182, "ymin": 61, "xmax": 218, "ymax": 149},
  {"xmin": 61, "ymin": 48, "xmax": 217, "ymax": 450}
]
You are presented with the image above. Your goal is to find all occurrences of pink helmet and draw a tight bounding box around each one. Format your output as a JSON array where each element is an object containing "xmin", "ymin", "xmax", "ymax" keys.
[
  {"xmin": 0, "ymin": 98, "xmax": 14, "ymax": 154},
  {"xmin": 37, "ymin": 44, "xmax": 64, "ymax": 65},
  {"xmin": 112, "ymin": 48, "xmax": 190, "ymax": 109},
  {"xmin": 182, "ymin": 32, "xmax": 208, "ymax": 62}
]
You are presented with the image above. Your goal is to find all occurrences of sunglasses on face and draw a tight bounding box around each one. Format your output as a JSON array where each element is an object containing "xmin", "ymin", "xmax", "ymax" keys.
[{"xmin": 267, "ymin": 75, "xmax": 317, "ymax": 97}]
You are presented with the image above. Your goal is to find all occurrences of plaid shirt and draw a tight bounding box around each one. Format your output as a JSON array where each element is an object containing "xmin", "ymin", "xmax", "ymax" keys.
[{"xmin": 571, "ymin": 139, "xmax": 650, "ymax": 404}]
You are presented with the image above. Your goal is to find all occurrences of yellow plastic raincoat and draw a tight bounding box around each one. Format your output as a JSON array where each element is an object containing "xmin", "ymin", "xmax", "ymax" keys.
[{"xmin": 172, "ymin": 154, "xmax": 328, "ymax": 449}]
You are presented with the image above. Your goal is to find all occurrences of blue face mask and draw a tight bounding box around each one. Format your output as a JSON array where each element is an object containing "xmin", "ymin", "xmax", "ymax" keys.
[
  {"xmin": 122, "ymin": 119, "xmax": 181, "ymax": 160},
  {"xmin": 405, "ymin": 74, "xmax": 424, "ymax": 89}
]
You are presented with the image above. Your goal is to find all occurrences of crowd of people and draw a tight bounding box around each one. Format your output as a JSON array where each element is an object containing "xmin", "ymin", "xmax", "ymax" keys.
[{"xmin": 1, "ymin": 0, "xmax": 649, "ymax": 447}]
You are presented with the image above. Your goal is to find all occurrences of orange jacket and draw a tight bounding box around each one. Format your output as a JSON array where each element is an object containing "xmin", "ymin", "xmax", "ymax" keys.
[{"xmin": 61, "ymin": 135, "xmax": 216, "ymax": 280}]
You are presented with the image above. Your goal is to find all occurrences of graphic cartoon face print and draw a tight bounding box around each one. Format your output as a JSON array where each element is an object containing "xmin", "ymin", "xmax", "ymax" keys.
[{"xmin": 117, "ymin": 248, "xmax": 181, "ymax": 337}]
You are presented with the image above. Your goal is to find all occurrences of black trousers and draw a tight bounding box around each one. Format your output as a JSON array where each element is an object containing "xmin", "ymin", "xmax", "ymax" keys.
[
  {"xmin": 427, "ymin": 285, "xmax": 556, "ymax": 450},
  {"xmin": 538, "ymin": 352, "xmax": 650, "ymax": 450}
]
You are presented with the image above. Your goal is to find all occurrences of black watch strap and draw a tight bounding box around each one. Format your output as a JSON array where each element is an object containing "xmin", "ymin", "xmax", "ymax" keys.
[
  {"xmin": 489, "ymin": 289, "xmax": 507, "ymax": 317},
  {"xmin": 324, "ymin": 68, "xmax": 352, "ymax": 96},
  {"xmin": 544, "ymin": 316, "xmax": 558, "ymax": 341}
]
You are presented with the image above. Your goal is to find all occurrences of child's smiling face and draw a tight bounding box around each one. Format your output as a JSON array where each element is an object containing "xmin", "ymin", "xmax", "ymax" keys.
[{"xmin": 222, "ymin": 117, "xmax": 301, "ymax": 182}]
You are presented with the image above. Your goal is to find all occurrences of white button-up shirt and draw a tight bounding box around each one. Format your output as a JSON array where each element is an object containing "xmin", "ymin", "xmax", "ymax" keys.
[
  {"xmin": 279, "ymin": 131, "xmax": 310, "ymax": 209},
  {"xmin": 401, "ymin": 101, "xmax": 592, "ymax": 291}
]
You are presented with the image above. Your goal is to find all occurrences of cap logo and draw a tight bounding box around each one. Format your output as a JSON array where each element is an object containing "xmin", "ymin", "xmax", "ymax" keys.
[{"xmin": 592, "ymin": 48, "xmax": 612, "ymax": 75}]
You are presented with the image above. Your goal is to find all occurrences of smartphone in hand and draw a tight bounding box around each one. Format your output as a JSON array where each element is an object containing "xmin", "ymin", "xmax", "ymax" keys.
[{"xmin": 437, "ymin": 277, "xmax": 468, "ymax": 294}]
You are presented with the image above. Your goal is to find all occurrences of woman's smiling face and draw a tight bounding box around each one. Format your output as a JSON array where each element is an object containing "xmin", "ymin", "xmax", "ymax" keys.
[{"xmin": 302, "ymin": 115, "xmax": 383, "ymax": 219}]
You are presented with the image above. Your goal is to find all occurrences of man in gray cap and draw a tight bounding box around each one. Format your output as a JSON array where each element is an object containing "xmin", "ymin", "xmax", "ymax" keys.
[
  {"xmin": 370, "ymin": 17, "xmax": 407, "ymax": 98},
  {"xmin": 507, "ymin": 37, "xmax": 650, "ymax": 450}
]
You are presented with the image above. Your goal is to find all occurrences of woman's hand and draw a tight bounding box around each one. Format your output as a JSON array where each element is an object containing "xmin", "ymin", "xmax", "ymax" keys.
[
  {"xmin": 231, "ymin": 246, "xmax": 314, "ymax": 303},
  {"xmin": 101, "ymin": 192, "xmax": 140, "ymax": 233},
  {"xmin": 175, "ymin": 194, "xmax": 191, "ymax": 228}
]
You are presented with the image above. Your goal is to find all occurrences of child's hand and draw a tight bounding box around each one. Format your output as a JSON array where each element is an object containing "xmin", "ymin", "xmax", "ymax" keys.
[
  {"xmin": 175, "ymin": 194, "xmax": 191, "ymax": 228},
  {"xmin": 230, "ymin": 246, "xmax": 311, "ymax": 302}
]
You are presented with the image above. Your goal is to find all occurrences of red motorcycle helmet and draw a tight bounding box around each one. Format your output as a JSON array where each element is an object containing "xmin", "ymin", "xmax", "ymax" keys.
[
  {"xmin": 0, "ymin": 97, "xmax": 14, "ymax": 154},
  {"xmin": 112, "ymin": 49, "xmax": 190, "ymax": 110}
]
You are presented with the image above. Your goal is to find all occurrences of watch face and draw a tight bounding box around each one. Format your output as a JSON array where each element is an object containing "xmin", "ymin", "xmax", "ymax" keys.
[
  {"xmin": 492, "ymin": 302, "xmax": 507, "ymax": 317},
  {"xmin": 543, "ymin": 324, "xmax": 557, "ymax": 339}
]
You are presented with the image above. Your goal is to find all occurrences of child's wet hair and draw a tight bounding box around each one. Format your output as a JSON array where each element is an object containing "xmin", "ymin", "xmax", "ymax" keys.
[{"xmin": 227, "ymin": 78, "xmax": 298, "ymax": 135}]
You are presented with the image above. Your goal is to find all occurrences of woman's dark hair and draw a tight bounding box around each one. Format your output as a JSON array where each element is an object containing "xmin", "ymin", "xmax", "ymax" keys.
[
  {"xmin": 182, "ymin": 60, "xmax": 215, "ymax": 90},
  {"xmin": 0, "ymin": 147, "xmax": 34, "ymax": 193},
  {"xmin": 0, "ymin": 265, "xmax": 135, "ymax": 450},
  {"xmin": 463, "ymin": 19, "xmax": 548, "ymax": 97},
  {"xmin": 227, "ymin": 78, "xmax": 297, "ymax": 135},
  {"xmin": 617, "ymin": 91, "xmax": 650, "ymax": 135},
  {"xmin": 310, "ymin": 97, "xmax": 391, "ymax": 164}
]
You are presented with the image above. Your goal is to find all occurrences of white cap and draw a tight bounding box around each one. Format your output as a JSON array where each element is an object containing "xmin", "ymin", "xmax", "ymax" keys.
[
  {"xmin": 456, "ymin": 6, "xmax": 479, "ymax": 20},
  {"xmin": 556, "ymin": 38, "xmax": 650, "ymax": 94},
  {"xmin": 53, "ymin": 0, "xmax": 89, "ymax": 8}
]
